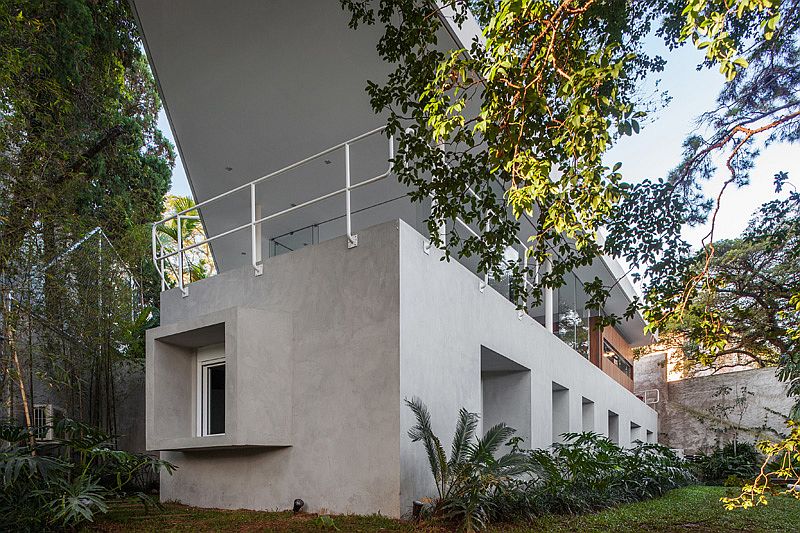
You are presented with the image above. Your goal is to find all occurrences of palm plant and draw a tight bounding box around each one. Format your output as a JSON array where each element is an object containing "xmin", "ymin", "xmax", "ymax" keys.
[
  {"xmin": 405, "ymin": 398, "xmax": 526, "ymax": 532},
  {"xmin": 406, "ymin": 404, "xmax": 695, "ymax": 530},
  {"xmin": 156, "ymin": 195, "xmax": 215, "ymax": 286}
]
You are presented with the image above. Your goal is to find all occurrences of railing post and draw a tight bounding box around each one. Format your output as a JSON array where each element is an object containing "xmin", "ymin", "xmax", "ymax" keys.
[
  {"xmin": 159, "ymin": 241, "xmax": 166, "ymax": 292},
  {"xmin": 345, "ymin": 143, "xmax": 358, "ymax": 248},
  {"xmin": 177, "ymin": 215, "xmax": 187, "ymax": 297},
  {"xmin": 544, "ymin": 257, "xmax": 554, "ymax": 332},
  {"xmin": 519, "ymin": 249, "xmax": 528, "ymax": 319},
  {"xmin": 480, "ymin": 213, "xmax": 489, "ymax": 292},
  {"xmin": 151, "ymin": 223, "xmax": 163, "ymax": 290},
  {"xmin": 251, "ymin": 183, "xmax": 263, "ymax": 275}
]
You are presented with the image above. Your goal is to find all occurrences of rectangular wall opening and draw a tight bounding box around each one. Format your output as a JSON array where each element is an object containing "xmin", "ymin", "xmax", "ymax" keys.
[
  {"xmin": 581, "ymin": 397, "xmax": 594, "ymax": 432},
  {"xmin": 630, "ymin": 421, "xmax": 642, "ymax": 445},
  {"xmin": 481, "ymin": 347, "xmax": 531, "ymax": 451},
  {"xmin": 608, "ymin": 410, "xmax": 619, "ymax": 444},
  {"xmin": 552, "ymin": 382, "xmax": 570, "ymax": 444},
  {"xmin": 646, "ymin": 429, "xmax": 654, "ymax": 443}
]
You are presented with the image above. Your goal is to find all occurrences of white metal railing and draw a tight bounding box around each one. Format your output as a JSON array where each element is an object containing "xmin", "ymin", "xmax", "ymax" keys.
[
  {"xmin": 152, "ymin": 124, "xmax": 540, "ymax": 311},
  {"xmin": 152, "ymin": 126, "xmax": 393, "ymax": 296},
  {"xmin": 451, "ymin": 186, "xmax": 540, "ymax": 319},
  {"xmin": 639, "ymin": 388, "xmax": 660, "ymax": 405}
]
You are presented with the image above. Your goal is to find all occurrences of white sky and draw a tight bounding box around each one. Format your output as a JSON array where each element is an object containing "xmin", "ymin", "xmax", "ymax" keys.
[{"xmin": 162, "ymin": 33, "xmax": 799, "ymax": 251}]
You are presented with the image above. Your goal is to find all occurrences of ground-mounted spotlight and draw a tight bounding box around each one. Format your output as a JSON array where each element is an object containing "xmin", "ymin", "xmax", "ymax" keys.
[
  {"xmin": 293, "ymin": 498, "xmax": 305, "ymax": 513},
  {"xmin": 412, "ymin": 500, "xmax": 423, "ymax": 520}
]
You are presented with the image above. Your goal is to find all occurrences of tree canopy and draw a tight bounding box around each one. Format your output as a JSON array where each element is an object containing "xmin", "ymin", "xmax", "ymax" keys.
[
  {"xmin": 658, "ymin": 194, "xmax": 800, "ymax": 372},
  {"xmin": 0, "ymin": 0, "xmax": 173, "ymax": 285},
  {"xmin": 0, "ymin": 0, "xmax": 173, "ymax": 434},
  {"xmin": 339, "ymin": 0, "xmax": 798, "ymax": 364}
]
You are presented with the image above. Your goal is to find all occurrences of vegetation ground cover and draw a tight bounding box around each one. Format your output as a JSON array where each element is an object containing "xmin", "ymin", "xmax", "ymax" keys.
[{"xmin": 91, "ymin": 486, "xmax": 800, "ymax": 532}]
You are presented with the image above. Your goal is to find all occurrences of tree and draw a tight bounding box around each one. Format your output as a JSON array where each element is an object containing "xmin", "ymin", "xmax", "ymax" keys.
[
  {"xmin": 156, "ymin": 195, "xmax": 215, "ymax": 288},
  {"xmin": 0, "ymin": 0, "xmax": 173, "ymax": 280},
  {"xmin": 621, "ymin": 0, "xmax": 799, "ymax": 334},
  {"xmin": 341, "ymin": 0, "xmax": 663, "ymax": 316},
  {"xmin": 656, "ymin": 195, "xmax": 799, "ymax": 371},
  {"xmin": 339, "ymin": 2, "xmax": 799, "ymax": 508},
  {"xmin": 338, "ymin": 0, "xmax": 797, "ymax": 362},
  {"xmin": 0, "ymin": 0, "xmax": 172, "ymax": 434}
]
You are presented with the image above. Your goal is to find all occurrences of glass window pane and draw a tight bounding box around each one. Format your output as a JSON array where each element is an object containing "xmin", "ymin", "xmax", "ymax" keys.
[{"xmin": 207, "ymin": 364, "xmax": 225, "ymax": 435}]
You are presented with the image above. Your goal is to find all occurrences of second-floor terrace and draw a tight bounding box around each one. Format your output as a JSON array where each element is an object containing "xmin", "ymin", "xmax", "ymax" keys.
[{"xmin": 135, "ymin": 0, "xmax": 650, "ymax": 390}]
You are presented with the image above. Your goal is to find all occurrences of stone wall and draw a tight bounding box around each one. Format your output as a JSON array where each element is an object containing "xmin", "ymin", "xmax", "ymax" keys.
[{"xmin": 634, "ymin": 353, "xmax": 793, "ymax": 454}]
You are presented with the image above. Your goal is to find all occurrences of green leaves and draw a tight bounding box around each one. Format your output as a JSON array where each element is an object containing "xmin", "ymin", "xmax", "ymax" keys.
[
  {"xmin": 679, "ymin": 0, "xmax": 781, "ymax": 80},
  {"xmin": 405, "ymin": 402, "xmax": 694, "ymax": 530},
  {"xmin": 0, "ymin": 418, "xmax": 175, "ymax": 531},
  {"xmin": 0, "ymin": 0, "xmax": 174, "ymax": 301},
  {"xmin": 342, "ymin": 0, "xmax": 652, "ymax": 318},
  {"xmin": 404, "ymin": 398, "xmax": 526, "ymax": 531}
]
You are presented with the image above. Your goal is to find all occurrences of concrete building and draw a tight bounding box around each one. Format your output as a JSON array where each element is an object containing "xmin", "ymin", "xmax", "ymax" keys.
[{"xmin": 134, "ymin": 0, "xmax": 657, "ymax": 517}]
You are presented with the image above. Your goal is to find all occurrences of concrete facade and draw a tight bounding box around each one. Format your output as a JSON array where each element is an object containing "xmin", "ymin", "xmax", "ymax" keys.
[
  {"xmin": 634, "ymin": 352, "xmax": 792, "ymax": 454},
  {"xmin": 148, "ymin": 220, "xmax": 657, "ymax": 517}
]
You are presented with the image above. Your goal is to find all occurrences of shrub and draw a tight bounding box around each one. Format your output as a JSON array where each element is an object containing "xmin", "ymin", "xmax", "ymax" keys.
[
  {"xmin": 693, "ymin": 441, "xmax": 760, "ymax": 485},
  {"xmin": 405, "ymin": 398, "xmax": 527, "ymax": 532},
  {"xmin": 407, "ymin": 399, "xmax": 694, "ymax": 532},
  {"xmin": 513, "ymin": 432, "xmax": 693, "ymax": 517},
  {"xmin": 0, "ymin": 418, "xmax": 175, "ymax": 532}
]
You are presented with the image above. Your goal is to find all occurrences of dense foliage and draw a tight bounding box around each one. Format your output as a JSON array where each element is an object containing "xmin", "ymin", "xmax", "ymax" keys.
[
  {"xmin": 0, "ymin": 0, "xmax": 172, "ymax": 443},
  {"xmin": 691, "ymin": 442, "xmax": 761, "ymax": 485},
  {"xmin": 340, "ymin": 0, "xmax": 665, "ymax": 315},
  {"xmin": 0, "ymin": 0, "xmax": 173, "ymax": 280},
  {"xmin": 340, "ymin": 3, "xmax": 799, "ymax": 509},
  {"xmin": 0, "ymin": 418, "xmax": 174, "ymax": 532},
  {"xmin": 406, "ymin": 399, "xmax": 693, "ymax": 532},
  {"xmin": 339, "ymin": 0, "xmax": 798, "ymax": 331},
  {"xmin": 655, "ymin": 196, "xmax": 799, "ymax": 371}
]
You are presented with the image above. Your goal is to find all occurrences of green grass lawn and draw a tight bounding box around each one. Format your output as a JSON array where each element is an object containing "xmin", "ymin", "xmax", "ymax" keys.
[{"xmin": 91, "ymin": 486, "xmax": 800, "ymax": 532}]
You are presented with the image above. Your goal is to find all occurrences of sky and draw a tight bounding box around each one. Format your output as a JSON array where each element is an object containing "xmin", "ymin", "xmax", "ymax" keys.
[
  {"xmin": 604, "ymin": 35, "xmax": 799, "ymax": 247},
  {"xmin": 161, "ymin": 32, "xmax": 799, "ymax": 251}
]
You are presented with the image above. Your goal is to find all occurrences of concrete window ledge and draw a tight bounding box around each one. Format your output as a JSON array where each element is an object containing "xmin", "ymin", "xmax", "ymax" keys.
[
  {"xmin": 146, "ymin": 307, "xmax": 293, "ymax": 451},
  {"xmin": 150, "ymin": 434, "xmax": 288, "ymax": 452}
]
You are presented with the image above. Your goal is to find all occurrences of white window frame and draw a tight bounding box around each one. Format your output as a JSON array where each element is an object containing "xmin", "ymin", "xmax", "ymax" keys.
[
  {"xmin": 32, "ymin": 403, "xmax": 63, "ymax": 441},
  {"xmin": 196, "ymin": 345, "xmax": 225, "ymax": 437}
]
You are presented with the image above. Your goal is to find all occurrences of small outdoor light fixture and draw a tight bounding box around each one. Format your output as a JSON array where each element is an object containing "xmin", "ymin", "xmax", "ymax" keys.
[
  {"xmin": 293, "ymin": 498, "xmax": 304, "ymax": 513},
  {"xmin": 412, "ymin": 500, "xmax": 423, "ymax": 520}
]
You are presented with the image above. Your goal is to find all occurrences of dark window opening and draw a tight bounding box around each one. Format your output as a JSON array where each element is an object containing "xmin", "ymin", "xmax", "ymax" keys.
[{"xmin": 207, "ymin": 364, "xmax": 225, "ymax": 435}]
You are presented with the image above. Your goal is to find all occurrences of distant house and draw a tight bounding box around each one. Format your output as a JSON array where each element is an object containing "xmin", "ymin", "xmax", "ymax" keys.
[{"xmin": 134, "ymin": 0, "xmax": 657, "ymax": 517}]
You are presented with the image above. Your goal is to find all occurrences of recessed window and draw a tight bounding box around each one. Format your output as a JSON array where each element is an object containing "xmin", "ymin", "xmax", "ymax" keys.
[
  {"xmin": 197, "ymin": 345, "xmax": 225, "ymax": 436},
  {"xmin": 552, "ymin": 382, "xmax": 569, "ymax": 444},
  {"xmin": 581, "ymin": 397, "xmax": 595, "ymax": 432},
  {"xmin": 608, "ymin": 411, "xmax": 619, "ymax": 444}
]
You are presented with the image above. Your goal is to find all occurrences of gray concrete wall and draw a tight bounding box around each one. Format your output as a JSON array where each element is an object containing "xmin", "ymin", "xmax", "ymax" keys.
[
  {"xmin": 397, "ymin": 221, "xmax": 657, "ymax": 511},
  {"xmin": 635, "ymin": 353, "xmax": 792, "ymax": 453},
  {"xmin": 149, "ymin": 220, "xmax": 657, "ymax": 517},
  {"xmin": 154, "ymin": 222, "xmax": 401, "ymax": 516}
]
